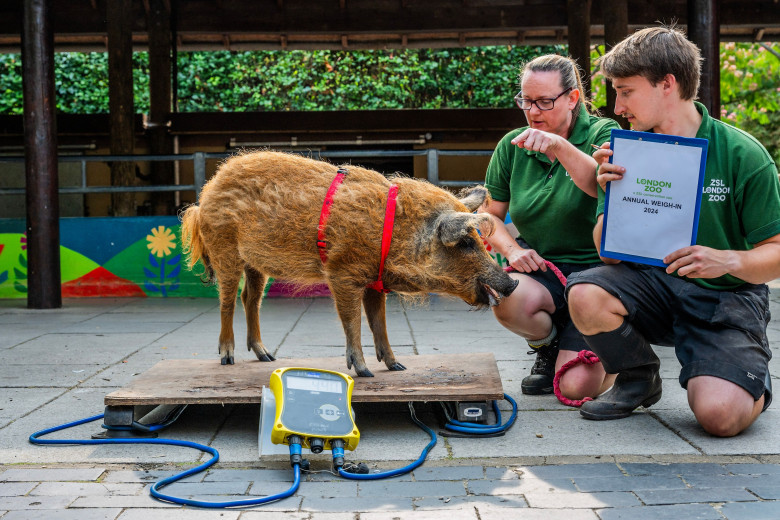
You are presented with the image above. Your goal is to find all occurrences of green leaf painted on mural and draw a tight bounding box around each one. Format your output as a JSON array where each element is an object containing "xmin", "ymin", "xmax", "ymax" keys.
[
  {"xmin": 14, "ymin": 281, "xmax": 27, "ymax": 293},
  {"xmin": 18, "ymin": 253, "xmax": 26, "ymax": 268},
  {"xmin": 13, "ymin": 267, "xmax": 26, "ymax": 280},
  {"xmin": 60, "ymin": 246, "xmax": 100, "ymax": 283}
]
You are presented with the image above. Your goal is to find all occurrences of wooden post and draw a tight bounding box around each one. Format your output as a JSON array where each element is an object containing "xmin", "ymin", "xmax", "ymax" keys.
[
  {"xmin": 148, "ymin": 0, "xmax": 174, "ymax": 215},
  {"xmin": 687, "ymin": 0, "xmax": 720, "ymax": 117},
  {"xmin": 22, "ymin": 0, "xmax": 61, "ymax": 309},
  {"xmin": 107, "ymin": 0, "xmax": 136, "ymax": 216},
  {"xmin": 603, "ymin": 0, "xmax": 629, "ymax": 128},
  {"xmin": 567, "ymin": 0, "xmax": 592, "ymax": 98}
]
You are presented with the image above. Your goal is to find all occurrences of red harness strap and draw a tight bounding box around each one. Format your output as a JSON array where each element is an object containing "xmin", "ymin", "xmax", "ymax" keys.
[
  {"xmin": 317, "ymin": 168, "xmax": 398, "ymax": 293},
  {"xmin": 317, "ymin": 168, "xmax": 348, "ymax": 264},
  {"xmin": 366, "ymin": 184, "xmax": 398, "ymax": 293}
]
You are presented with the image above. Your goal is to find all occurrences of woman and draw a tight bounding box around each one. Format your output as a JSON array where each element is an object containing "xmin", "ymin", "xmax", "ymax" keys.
[{"xmin": 480, "ymin": 54, "xmax": 618, "ymax": 400}]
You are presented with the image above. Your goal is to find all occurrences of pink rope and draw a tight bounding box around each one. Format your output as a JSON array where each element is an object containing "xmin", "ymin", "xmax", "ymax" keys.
[
  {"xmin": 553, "ymin": 350, "xmax": 601, "ymax": 407},
  {"xmin": 503, "ymin": 259, "xmax": 600, "ymax": 407},
  {"xmin": 503, "ymin": 260, "xmax": 567, "ymax": 285}
]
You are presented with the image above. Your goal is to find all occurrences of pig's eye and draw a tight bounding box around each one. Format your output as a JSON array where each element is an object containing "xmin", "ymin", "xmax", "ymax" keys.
[{"xmin": 457, "ymin": 237, "xmax": 476, "ymax": 251}]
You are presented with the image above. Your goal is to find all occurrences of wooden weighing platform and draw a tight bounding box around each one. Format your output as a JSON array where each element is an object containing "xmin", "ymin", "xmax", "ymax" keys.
[{"xmin": 105, "ymin": 353, "xmax": 503, "ymax": 407}]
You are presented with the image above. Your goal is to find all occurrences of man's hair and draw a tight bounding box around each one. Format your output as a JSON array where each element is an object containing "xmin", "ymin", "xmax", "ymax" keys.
[
  {"xmin": 519, "ymin": 54, "xmax": 591, "ymax": 131},
  {"xmin": 599, "ymin": 25, "xmax": 702, "ymax": 100}
]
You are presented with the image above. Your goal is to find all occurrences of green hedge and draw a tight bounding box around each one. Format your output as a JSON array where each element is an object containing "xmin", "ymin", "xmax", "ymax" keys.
[
  {"xmin": 0, "ymin": 46, "xmax": 563, "ymax": 114},
  {"xmin": 1, "ymin": 43, "xmax": 777, "ymax": 161}
]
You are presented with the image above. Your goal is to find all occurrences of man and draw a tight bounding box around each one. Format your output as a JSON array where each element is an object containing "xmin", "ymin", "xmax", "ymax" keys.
[{"xmin": 566, "ymin": 26, "xmax": 780, "ymax": 437}]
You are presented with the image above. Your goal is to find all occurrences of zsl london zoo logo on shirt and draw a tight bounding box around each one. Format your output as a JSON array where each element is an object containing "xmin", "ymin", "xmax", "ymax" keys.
[{"xmin": 703, "ymin": 178, "xmax": 730, "ymax": 203}]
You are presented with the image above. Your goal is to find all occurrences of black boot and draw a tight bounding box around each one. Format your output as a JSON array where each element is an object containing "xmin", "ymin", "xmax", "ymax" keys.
[
  {"xmin": 579, "ymin": 321, "xmax": 662, "ymax": 420},
  {"xmin": 521, "ymin": 338, "xmax": 559, "ymax": 395}
]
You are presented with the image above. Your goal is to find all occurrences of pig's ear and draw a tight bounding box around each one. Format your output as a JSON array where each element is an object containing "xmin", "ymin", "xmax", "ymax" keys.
[
  {"xmin": 437, "ymin": 213, "xmax": 495, "ymax": 247},
  {"xmin": 458, "ymin": 186, "xmax": 491, "ymax": 212}
]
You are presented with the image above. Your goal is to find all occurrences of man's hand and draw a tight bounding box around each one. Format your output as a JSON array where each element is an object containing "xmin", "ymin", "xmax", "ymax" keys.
[
  {"xmin": 507, "ymin": 247, "xmax": 548, "ymax": 273},
  {"xmin": 664, "ymin": 246, "xmax": 737, "ymax": 279},
  {"xmin": 511, "ymin": 128, "xmax": 562, "ymax": 161},
  {"xmin": 593, "ymin": 142, "xmax": 626, "ymax": 191}
]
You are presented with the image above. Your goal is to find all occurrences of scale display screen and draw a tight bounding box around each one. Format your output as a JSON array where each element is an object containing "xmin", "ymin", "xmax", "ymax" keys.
[{"xmin": 285, "ymin": 375, "xmax": 343, "ymax": 394}]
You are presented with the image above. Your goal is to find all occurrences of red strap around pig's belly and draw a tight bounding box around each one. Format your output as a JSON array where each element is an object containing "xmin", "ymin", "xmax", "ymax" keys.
[
  {"xmin": 316, "ymin": 168, "xmax": 348, "ymax": 263},
  {"xmin": 365, "ymin": 184, "xmax": 398, "ymax": 293},
  {"xmin": 317, "ymin": 168, "xmax": 398, "ymax": 293}
]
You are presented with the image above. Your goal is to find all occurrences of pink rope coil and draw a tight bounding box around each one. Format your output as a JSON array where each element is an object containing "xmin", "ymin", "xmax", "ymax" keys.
[
  {"xmin": 553, "ymin": 350, "xmax": 601, "ymax": 407},
  {"xmin": 502, "ymin": 259, "xmax": 601, "ymax": 407}
]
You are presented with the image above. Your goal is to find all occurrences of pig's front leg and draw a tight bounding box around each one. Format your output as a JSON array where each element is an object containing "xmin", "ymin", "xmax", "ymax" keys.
[
  {"xmin": 362, "ymin": 289, "xmax": 406, "ymax": 371},
  {"xmin": 330, "ymin": 282, "xmax": 373, "ymax": 377}
]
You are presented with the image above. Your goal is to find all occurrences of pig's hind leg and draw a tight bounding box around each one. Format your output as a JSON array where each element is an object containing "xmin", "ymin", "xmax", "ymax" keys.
[
  {"xmin": 241, "ymin": 266, "xmax": 276, "ymax": 362},
  {"xmin": 363, "ymin": 289, "xmax": 406, "ymax": 371},
  {"xmin": 330, "ymin": 282, "xmax": 374, "ymax": 377},
  {"xmin": 213, "ymin": 262, "xmax": 243, "ymax": 365}
]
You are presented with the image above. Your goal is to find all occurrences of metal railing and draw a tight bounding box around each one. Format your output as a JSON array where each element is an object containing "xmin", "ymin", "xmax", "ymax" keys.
[{"xmin": 0, "ymin": 148, "xmax": 494, "ymax": 197}]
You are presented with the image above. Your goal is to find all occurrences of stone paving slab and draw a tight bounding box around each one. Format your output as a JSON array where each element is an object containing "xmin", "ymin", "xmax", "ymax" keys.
[
  {"xmin": 0, "ymin": 388, "xmax": 64, "ymax": 428},
  {"xmin": 717, "ymin": 500, "xmax": 780, "ymax": 520},
  {"xmin": 2, "ymin": 509, "xmax": 124, "ymax": 520},
  {"xmin": 744, "ymin": 484, "xmax": 780, "ymax": 499},
  {"xmin": 29, "ymin": 481, "xmax": 143, "ymax": 496},
  {"xmin": 597, "ymin": 503, "xmax": 723, "ymax": 520},
  {"xmin": 1, "ymin": 468, "xmax": 105, "ymax": 481},
  {"xmin": 362, "ymin": 510, "xmax": 480, "ymax": 520},
  {"xmin": 116, "ymin": 511, "xmax": 241, "ymax": 520},
  {"xmin": 634, "ymin": 486, "xmax": 758, "ymax": 505},
  {"xmin": 0, "ymin": 482, "xmax": 37, "ymax": 495}
]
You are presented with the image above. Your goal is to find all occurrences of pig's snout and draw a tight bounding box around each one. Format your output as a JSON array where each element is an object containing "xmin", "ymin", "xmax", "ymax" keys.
[{"xmin": 478, "ymin": 272, "xmax": 518, "ymax": 307}]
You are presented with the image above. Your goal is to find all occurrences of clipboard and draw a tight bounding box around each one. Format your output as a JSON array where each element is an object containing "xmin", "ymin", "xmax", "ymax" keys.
[{"xmin": 600, "ymin": 129, "xmax": 708, "ymax": 267}]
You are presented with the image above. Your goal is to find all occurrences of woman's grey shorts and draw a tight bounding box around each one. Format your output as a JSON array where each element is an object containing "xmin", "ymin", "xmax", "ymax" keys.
[
  {"xmin": 509, "ymin": 237, "xmax": 601, "ymax": 352},
  {"xmin": 566, "ymin": 263, "xmax": 772, "ymax": 410}
]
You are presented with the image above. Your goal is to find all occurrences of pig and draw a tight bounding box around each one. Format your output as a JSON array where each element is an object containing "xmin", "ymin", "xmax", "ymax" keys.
[{"xmin": 180, "ymin": 151, "xmax": 517, "ymax": 377}]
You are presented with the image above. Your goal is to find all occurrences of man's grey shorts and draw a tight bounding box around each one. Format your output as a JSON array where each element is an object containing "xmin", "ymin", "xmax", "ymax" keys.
[{"xmin": 566, "ymin": 263, "xmax": 772, "ymax": 409}]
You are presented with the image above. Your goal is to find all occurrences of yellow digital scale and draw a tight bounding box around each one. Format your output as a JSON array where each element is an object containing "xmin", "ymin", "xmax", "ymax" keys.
[{"xmin": 267, "ymin": 367, "xmax": 360, "ymax": 454}]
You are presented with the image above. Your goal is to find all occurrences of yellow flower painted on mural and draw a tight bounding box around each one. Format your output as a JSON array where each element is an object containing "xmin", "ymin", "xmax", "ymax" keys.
[{"xmin": 147, "ymin": 226, "xmax": 176, "ymax": 258}]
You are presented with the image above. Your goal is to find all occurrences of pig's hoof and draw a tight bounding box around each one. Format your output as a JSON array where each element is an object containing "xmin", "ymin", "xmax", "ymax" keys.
[
  {"xmin": 355, "ymin": 367, "xmax": 375, "ymax": 377},
  {"xmin": 257, "ymin": 353, "xmax": 276, "ymax": 362},
  {"xmin": 388, "ymin": 362, "xmax": 407, "ymax": 371},
  {"xmin": 221, "ymin": 355, "xmax": 234, "ymax": 365}
]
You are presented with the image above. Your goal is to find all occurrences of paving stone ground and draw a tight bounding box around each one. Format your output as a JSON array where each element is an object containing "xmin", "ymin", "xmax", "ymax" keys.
[{"xmin": 1, "ymin": 283, "xmax": 779, "ymax": 518}]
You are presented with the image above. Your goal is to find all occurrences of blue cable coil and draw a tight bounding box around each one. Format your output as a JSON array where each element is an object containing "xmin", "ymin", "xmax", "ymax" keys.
[{"xmin": 443, "ymin": 394, "xmax": 518, "ymax": 435}]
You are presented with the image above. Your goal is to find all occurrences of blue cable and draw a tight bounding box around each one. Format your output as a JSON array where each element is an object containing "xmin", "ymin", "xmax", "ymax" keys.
[
  {"xmin": 29, "ymin": 396, "xmax": 516, "ymax": 500},
  {"xmin": 443, "ymin": 394, "xmax": 518, "ymax": 435},
  {"xmin": 337, "ymin": 402, "xmax": 437, "ymax": 480},
  {"xmin": 29, "ymin": 413, "xmax": 301, "ymax": 508}
]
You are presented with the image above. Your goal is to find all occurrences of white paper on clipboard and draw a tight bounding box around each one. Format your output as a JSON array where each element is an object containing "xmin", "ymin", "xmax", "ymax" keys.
[{"xmin": 600, "ymin": 129, "xmax": 708, "ymax": 267}]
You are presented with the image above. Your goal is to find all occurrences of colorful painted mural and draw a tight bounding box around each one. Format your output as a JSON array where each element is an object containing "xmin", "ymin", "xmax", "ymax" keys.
[
  {"xmin": 0, "ymin": 217, "xmax": 330, "ymax": 299},
  {"xmin": 0, "ymin": 214, "xmax": 511, "ymax": 299}
]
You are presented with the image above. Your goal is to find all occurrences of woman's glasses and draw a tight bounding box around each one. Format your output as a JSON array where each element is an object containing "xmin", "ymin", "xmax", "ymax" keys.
[{"xmin": 514, "ymin": 87, "xmax": 573, "ymax": 111}]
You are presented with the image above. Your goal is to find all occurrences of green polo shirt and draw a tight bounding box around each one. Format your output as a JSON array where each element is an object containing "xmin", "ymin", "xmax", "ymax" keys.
[
  {"xmin": 485, "ymin": 105, "xmax": 619, "ymax": 264},
  {"xmin": 596, "ymin": 102, "xmax": 780, "ymax": 290}
]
